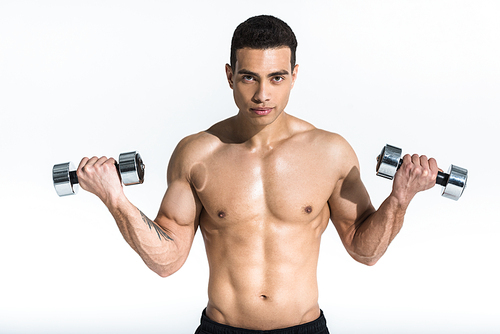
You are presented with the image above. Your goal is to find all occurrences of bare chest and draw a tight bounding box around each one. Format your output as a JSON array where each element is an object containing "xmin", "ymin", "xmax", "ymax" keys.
[{"xmin": 193, "ymin": 143, "xmax": 338, "ymax": 223}]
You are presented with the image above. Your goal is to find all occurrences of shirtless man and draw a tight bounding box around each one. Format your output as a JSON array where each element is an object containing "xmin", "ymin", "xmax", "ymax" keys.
[{"xmin": 77, "ymin": 15, "xmax": 439, "ymax": 333}]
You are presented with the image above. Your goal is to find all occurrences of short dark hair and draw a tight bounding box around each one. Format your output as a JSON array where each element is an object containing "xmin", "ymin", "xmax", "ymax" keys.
[{"xmin": 230, "ymin": 15, "xmax": 298, "ymax": 71}]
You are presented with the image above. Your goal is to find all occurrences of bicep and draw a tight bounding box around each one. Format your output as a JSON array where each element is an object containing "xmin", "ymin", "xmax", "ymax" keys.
[
  {"xmin": 154, "ymin": 177, "xmax": 202, "ymax": 259},
  {"xmin": 328, "ymin": 149, "xmax": 375, "ymax": 248},
  {"xmin": 155, "ymin": 135, "xmax": 205, "ymax": 249}
]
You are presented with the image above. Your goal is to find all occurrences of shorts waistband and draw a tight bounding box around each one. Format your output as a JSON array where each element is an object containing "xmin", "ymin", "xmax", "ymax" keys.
[{"xmin": 197, "ymin": 309, "xmax": 329, "ymax": 334}]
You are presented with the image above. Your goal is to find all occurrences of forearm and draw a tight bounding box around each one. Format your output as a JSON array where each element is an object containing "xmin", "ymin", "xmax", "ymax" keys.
[
  {"xmin": 349, "ymin": 194, "xmax": 407, "ymax": 265},
  {"xmin": 76, "ymin": 153, "xmax": 197, "ymax": 276},
  {"xmin": 107, "ymin": 196, "xmax": 181, "ymax": 277}
]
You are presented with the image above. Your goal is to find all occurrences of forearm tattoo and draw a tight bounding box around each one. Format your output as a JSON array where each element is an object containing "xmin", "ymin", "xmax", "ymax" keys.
[{"xmin": 139, "ymin": 210, "xmax": 173, "ymax": 242}]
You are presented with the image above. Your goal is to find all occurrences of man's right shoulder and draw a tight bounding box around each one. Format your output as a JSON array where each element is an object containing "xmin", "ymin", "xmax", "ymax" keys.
[
  {"xmin": 172, "ymin": 131, "xmax": 221, "ymax": 162},
  {"xmin": 167, "ymin": 131, "xmax": 223, "ymax": 181}
]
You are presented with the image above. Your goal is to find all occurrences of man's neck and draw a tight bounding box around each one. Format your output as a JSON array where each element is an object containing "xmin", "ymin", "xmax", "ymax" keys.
[{"xmin": 232, "ymin": 111, "xmax": 293, "ymax": 150}]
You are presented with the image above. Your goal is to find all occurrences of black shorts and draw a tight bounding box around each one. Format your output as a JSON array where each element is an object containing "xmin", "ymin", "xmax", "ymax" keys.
[{"xmin": 195, "ymin": 309, "xmax": 330, "ymax": 334}]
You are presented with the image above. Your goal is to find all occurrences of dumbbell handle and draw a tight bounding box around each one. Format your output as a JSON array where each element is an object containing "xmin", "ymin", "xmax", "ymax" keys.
[
  {"xmin": 436, "ymin": 172, "xmax": 449, "ymax": 187},
  {"xmin": 67, "ymin": 163, "xmax": 122, "ymax": 186},
  {"xmin": 69, "ymin": 170, "xmax": 79, "ymax": 185},
  {"xmin": 395, "ymin": 159, "xmax": 449, "ymax": 186}
]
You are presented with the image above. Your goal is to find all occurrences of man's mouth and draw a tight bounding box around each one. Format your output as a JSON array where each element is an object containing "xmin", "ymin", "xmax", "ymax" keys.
[{"xmin": 251, "ymin": 107, "xmax": 273, "ymax": 116}]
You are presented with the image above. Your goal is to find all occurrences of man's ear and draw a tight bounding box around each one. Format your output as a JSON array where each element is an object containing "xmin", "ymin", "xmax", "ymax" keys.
[
  {"xmin": 225, "ymin": 64, "xmax": 234, "ymax": 89},
  {"xmin": 291, "ymin": 64, "xmax": 299, "ymax": 88}
]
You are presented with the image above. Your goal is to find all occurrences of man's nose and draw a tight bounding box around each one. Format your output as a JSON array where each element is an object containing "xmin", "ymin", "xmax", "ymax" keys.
[{"xmin": 252, "ymin": 82, "xmax": 271, "ymax": 103}]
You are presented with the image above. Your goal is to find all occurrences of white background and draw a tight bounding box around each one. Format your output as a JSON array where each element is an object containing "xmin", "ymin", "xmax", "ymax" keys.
[{"xmin": 1, "ymin": 1, "xmax": 499, "ymax": 333}]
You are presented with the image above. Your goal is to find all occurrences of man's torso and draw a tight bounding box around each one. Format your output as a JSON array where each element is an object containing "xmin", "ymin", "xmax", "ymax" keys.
[{"xmin": 185, "ymin": 115, "xmax": 345, "ymax": 330}]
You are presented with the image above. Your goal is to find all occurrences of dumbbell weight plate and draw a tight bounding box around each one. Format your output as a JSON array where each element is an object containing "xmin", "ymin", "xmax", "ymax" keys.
[
  {"xmin": 53, "ymin": 161, "xmax": 79, "ymax": 196},
  {"xmin": 442, "ymin": 164, "xmax": 468, "ymax": 200},
  {"xmin": 119, "ymin": 151, "xmax": 145, "ymax": 185},
  {"xmin": 376, "ymin": 144, "xmax": 402, "ymax": 180}
]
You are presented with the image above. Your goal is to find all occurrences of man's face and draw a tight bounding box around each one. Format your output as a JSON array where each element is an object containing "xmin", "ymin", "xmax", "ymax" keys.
[{"xmin": 226, "ymin": 47, "xmax": 298, "ymax": 126}]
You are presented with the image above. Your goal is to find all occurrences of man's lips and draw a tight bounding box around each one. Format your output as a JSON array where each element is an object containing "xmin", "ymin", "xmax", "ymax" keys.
[{"xmin": 251, "ymin": 107, "xmax": 273, "ymax": 116}]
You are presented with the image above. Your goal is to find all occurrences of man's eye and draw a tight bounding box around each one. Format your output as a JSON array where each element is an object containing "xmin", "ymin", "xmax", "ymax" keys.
[
  {"xmin": 243, "ymin": 76, "xmax": 254, "ymax": 81},
  {"xmin": 273, "ymin": 76, "xmax": 285, "ymax": 82}
]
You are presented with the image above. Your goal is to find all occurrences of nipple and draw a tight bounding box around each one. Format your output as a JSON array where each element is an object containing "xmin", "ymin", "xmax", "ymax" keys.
[
  {"xmin": 218, "ymin": 211, "xmax": 226, "ymax": 219},
  {"xmin": 304, "ymin": 206, "xmax": 312, "ymax": 214}
]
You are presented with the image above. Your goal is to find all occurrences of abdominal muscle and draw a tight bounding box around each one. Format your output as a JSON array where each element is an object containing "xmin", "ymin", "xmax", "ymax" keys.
[{"xmin": 201, "ymin": 213, "xmax": 327, "ymax": 330}]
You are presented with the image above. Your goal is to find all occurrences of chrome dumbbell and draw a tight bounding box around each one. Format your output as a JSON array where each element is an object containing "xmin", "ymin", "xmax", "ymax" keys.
[
  {"xmin": 53, "ymin": 151, "xmax": 145, "ymax": 197},
  {"xmin": 376, "ymin": 144, "xmax": 468, "ymax": 201}
]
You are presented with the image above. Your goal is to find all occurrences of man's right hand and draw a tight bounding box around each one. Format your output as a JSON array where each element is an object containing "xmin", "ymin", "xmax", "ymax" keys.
[
  {"xmin": 391, "ymin": 154, "xmax": 439, "ymax": 208},
  {"xmin": 77, "ymin": 156, "xmax": 125, "ymax": 207}
]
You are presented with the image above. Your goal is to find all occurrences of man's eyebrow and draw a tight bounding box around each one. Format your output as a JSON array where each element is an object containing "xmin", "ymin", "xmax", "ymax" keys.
[
  {"xmin": 237, "ymin": 69, "xmax": 290, "ymax": 78},
  {"xmin": 237, "ymin": 69, "xmax": 260, "ymax": 78},
  {"xmin": 267, "ymin": 70, "xmax": 290, "ymax": 77}
]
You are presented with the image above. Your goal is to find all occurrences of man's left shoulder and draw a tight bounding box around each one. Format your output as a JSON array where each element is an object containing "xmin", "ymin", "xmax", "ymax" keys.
[
  {"xmin": 288, "ymin": 114, "xmax": 354, "ymax": 151},
  {"xmin": 295, "ymin": 124, "xmax": 349, "ymax": 149},
  {"xmin": 307, "ymin": 128, "xmax": 344, "ymax": 143}
]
